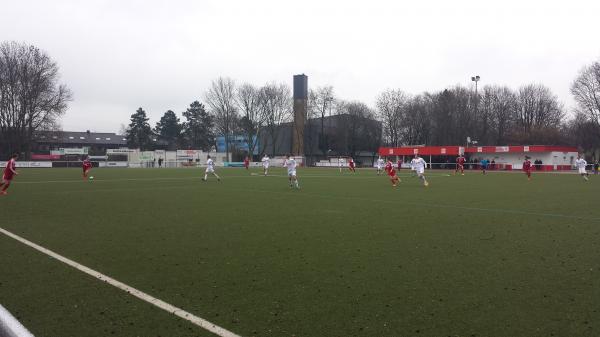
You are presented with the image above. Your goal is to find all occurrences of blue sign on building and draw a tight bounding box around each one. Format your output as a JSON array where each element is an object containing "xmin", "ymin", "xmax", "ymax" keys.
[{"xmin": 216, "ymin": 135, "xmax": 259, "ymax": 155}]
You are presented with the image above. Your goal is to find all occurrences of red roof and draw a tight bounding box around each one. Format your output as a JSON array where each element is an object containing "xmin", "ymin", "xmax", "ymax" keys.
[{"xmin": 379, "ymin": 145, "xmax": 578, "ymax": 156}]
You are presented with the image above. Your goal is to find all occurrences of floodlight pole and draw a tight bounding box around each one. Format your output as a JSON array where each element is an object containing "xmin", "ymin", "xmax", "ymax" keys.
[{"xmin": 471, "ymin": 75, "xmax": 480, "ymax": 94}]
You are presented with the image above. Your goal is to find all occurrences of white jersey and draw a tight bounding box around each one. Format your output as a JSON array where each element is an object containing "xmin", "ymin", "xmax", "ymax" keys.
[
  {"xmin": 377, "ymin": 158, "xmax": 384, "ymax": 169},
  {"xmin": 410, "ymin": 158, "xmax": 417, "ymax": 170},
  {"xmin": 413, "ymin": 158, "xmax": 427, "ymax": 173},
  {"xmin": 284, "ymin": 158, "xmax": 297, "ymax": 175},
  {"xmin": 338, "ymin": 158, "xmax": 343, "ymax": 167},
  {"xmin": 575, "ymin": 158, "xmax": 587, "ymax": 173},
  {"xmin": 285, "ymin": 158, "xmax": 296, "ymax": 170},
  {"xmin": 206, "ymin": 158, "xmax": 215, "ymax": 172},
  {"xmin": 261, "ymin": 156, "xmax": 270, "ymax": 167}
]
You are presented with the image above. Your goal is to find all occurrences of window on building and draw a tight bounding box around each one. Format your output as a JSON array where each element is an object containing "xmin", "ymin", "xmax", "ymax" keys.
[
  {"xmin": 80, "ymin": 137, "xmax": 85, "ymax": 140},
  {"xmin": 106, "ymin": 138, "xmax": 111, "ymax": 140},
  {"xmin": 96, "ymin": 137, "xmax": 101, "ymax": 140},
  {"xmin": 69, "ymin": 136, "xmax": 74, "ymax": 139}
]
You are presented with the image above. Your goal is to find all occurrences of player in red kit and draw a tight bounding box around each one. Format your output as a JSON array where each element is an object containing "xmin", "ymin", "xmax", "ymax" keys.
[
  {"xmin": 82, "ymin": 156, "xmax": 93, "ymax": 180},
  {"xmin": 243, "ymin": 156, "xmax": 250, "ymax": 171},
  {"xmin": 523, "ymin": 157, "xmax": 532, "ymax": 181},
  {"xmin": 396, "ymin": 159, "xmax": 403, "ymax": 172},
  {"xmin": 348, "ymin": 158, "xmax": 356, "ymax": 173},
  {"xmin": 455, "ymin": 155, "xmax": 465, "ymax": 175},
  {"xmin": 0, "ymin": 153, "xmax": 19, "ymax": 195},
  {"xmin": 385, "ymin": 160, "xmax": 400, "ymax": 186}
]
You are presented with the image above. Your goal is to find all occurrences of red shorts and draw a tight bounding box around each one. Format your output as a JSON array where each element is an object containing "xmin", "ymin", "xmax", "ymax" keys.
[{"xmin": 2, "ymin": 175, "xmax": 13, "ymax": 182}]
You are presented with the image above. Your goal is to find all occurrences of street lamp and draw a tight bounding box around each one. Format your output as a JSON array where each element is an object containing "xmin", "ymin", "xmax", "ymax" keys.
[{"xmin": 471, "ymin": 75, "xmax": 480, "ymax": 94}]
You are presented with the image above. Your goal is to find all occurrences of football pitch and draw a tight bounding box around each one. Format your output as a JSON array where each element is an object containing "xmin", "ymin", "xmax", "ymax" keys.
[{"xmin": 1, "ymin": 167, "xmax": 598, "ymax": 337}]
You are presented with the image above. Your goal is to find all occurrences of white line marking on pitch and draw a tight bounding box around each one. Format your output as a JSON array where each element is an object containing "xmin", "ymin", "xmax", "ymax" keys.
[{"xmin": 0, "ymin": 227, "xmax": 242, "ymax": 337}]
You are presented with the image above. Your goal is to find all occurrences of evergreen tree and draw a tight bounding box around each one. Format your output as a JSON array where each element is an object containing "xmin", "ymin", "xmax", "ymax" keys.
[
  {"xmin": 182, "ymin": 101, "xmax": 214, "ymax": 150},
  {"xmin": 154, "ymin": 110, "xmax": 182, "ymax": 150},
  {"xmin": 126, "ymin": 107, "xmax": 154, "ymax": 150}
]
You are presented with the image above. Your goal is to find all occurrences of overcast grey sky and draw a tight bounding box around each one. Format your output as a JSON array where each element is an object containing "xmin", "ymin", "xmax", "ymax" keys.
[{"xmin": 3, "ymin": 0, "xmax": 599, "ymax": 133}]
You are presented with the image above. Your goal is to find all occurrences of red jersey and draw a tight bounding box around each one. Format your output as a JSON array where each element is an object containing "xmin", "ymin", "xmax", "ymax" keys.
[
  {"xmin": 3, "ymin": 158, "xmax": 16, "ymax": 180},
  {"xmin": 384, "ymin": 161, "xmax": 392, "ymax": 173},
  {"xmin": 385, "ymin": 162, "xmax": 396, "ymax": 176},
  {"xmin": 456, "ymin": 157, "xmax": 465, "ymax": 165},
  {"xmin": 523, "ymin": 160, "xmax": 532, "ymax": 171},
  {"xmin": 244, "ymin": 158, "xmax": 249, "ymax": 167},
  {"xmin": 397, "ymin": 160, "xmax": 402, "ymax": 169},
  {"xmin": 83, "ymin": 159, "xmax": 92, "ymax": 170},
  {"xmin": 349, "ymin": 160, "xmax": 355, "ymax": 168}
]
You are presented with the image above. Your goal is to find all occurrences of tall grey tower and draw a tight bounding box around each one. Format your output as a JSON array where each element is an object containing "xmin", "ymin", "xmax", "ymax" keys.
[{"xmin": 292, "ymin": 74, "xmax": 308, "ymax": 156}]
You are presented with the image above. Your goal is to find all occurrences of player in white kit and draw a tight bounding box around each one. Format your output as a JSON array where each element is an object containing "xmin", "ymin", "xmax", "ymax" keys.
[
  {"xmin": 376, "ymin": 157, "xmax": 385, "ymax": 175},
  {"xmin": 261, "ymin": 154, "xmax": 270, "ymax": 176},
  {"xmin": 575, "ymin": 154, "xmax": 589, "ymax": 181},
  {"xmin": 338, "ymin": 157, "xmax": 343, "ymax": 173},
  {"xmin": 284, "ymin": 154, "xmax": 300, "ymax": 189},
  {"xmin": 202, "ymin": 155, "xmax": 221, "ymax": 181},
  {"xmin": 410, "ymin": 157, "xmax": 418, "ymax": 177},
  {"xmin": 413, "ymin": 154, "xmax": 429, "ymax": 187}
]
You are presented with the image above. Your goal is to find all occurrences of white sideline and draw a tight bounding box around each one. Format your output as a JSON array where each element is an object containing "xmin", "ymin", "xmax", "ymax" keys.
[
  {"xmin": 0, "ymin": 227, "xmax": 242, "ymax": 337},
  {"xmin": 0, "ymin": 304, "xmax": 34, "ymax": 337}
]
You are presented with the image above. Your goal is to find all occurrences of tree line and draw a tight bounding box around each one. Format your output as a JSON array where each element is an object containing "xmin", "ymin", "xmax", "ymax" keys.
[
  {"xmin": 126, "ymin": 79, "xmax": 383, "ymax": 160},
  {"xmin": 2, "ymin": 40, "xmax": 600, "ymax": 159},
  {"xmin": 376, "ymin": 83, "xmax": 565, "ymax": 147},
  {"xmin": 134, "ymin": 64, "xmax": 599, "ymax": 159},
  {"xmin": 375, "ymin": 61, "xmax": 600, "ymax": 156},
  {"xmin": 125, "ymin": 78, "xmax": 294, "ymax": 159}
]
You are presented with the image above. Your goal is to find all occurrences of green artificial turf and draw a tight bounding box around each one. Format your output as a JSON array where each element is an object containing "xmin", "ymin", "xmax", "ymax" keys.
[{"xmin": 0, "ymin": 167, "xmax": 599, "ymax": 337}]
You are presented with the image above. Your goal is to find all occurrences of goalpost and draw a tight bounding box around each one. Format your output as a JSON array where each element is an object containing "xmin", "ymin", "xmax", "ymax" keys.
[
  {"xmin": 313, "ymin": 156, "xmax": 353, "ymax": 171},
  {"xmin": 270, "ymin": 156, "xmax": 306, "ymax": 167}
]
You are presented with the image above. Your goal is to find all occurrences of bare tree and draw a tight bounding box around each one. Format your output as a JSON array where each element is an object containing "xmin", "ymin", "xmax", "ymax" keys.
[
  {"xmin": 571, "ymin": 60, "xmax": 600, "ymax": 126},
  {"xmin": 0, "ymin": 41, "xmax": 71, "ymax": 157},
  {"xmin": 204, "ymin": 77, "xmax": 237, "ymax": 159},
  {"xmin": 308, "ymin": 86, "xmax": 335, "ymax": 155},
  {"xmin": 260, "ymin": 83, "xmax": 292, "ymax": 155},
  {"xmin": 401, "ymin": 94, "xmax": 432, "ymax": 146},
  {"xmin": 376, "ymin": 89, "xmax": 409, "ymax": 147},
  {"xmin": 514, "ymin": 84, "xmax": 564, "ymax": 139},
  {"xmin": 565, "ymin": 112, "xmax": 600, "ymax": 155},
  {"xmin": 480, "ymin": 85, "xmax": 517, "ymax": 145},
  {"xmin": 236, "ymin": 83, "xmax": 264, "ymax": 158}
]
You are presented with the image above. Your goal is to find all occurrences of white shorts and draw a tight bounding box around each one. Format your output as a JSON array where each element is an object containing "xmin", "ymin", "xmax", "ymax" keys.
[
  {"xmin": 263, "ymin": 164, "xmax": 269, "ymax": 169},
  {"xmin": 288, "ymin": 170, "xmax": 296, "ymax": 177},
  {"xmin": 579, "ymin": 167, "xmax": 587, "ymax": 174},
  {"xmin": 205, "ymin": 167, "xmax": 215, "ymax": 173},
  {"xmin": 377, "ymin": 165, "xmax": 382, "ymax": 170},
  {"xmin": 417, "ymin": 168, "xmax": 425, "ymax": 175}
]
